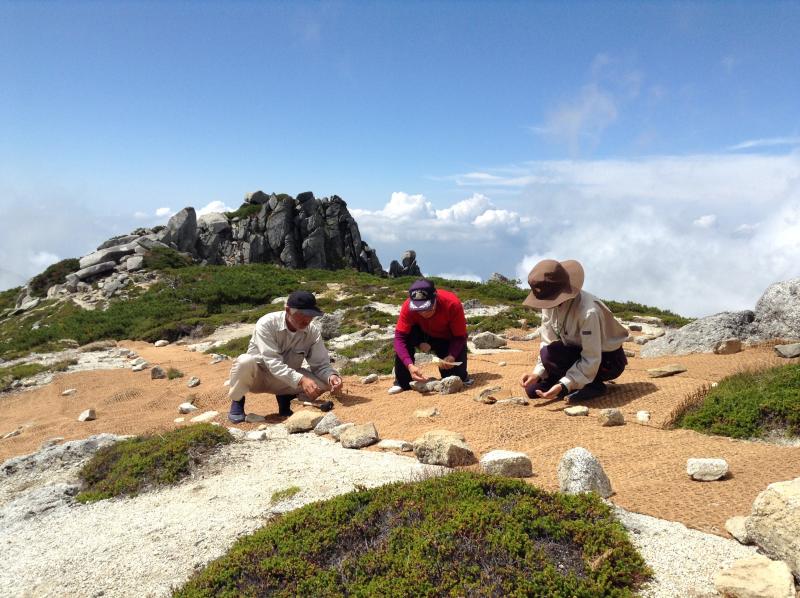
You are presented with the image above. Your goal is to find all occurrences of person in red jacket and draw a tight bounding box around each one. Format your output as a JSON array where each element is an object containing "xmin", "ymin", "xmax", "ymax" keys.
[{"xmin": 388, "ymin": 279, "xmax": 473, "ymax": 394}]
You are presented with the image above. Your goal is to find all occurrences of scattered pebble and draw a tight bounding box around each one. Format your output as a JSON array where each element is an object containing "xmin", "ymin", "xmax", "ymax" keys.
[
  {"xmin": 178, "ymin": 403, "xmax": 198, "ymax": 414},
  {"xmin": 154, "ymin": 340, "xmax": 170, "ymax": 347},
  {"xmin": 414, "ymin": 407, "xmax": 440, "ymax": 418},
  {"xmin": 78, "ymin": 409, "xmax": 96, "ymax": 422},
  {"xmin": 61, "ymin": 389, "xmax": 77, "ymax": 396},
  {"xmin": 565, "ymin": 406, "xmax": 589, "ymax": 416},
  {"xmin": 361, "ymin": 374, "xmax": 379, "ymax": 384},
  {"xmin": 190, "ymin": 411, "xmax": 219, "ymax": 423},
  {"xmin": 636, "ymin": 410, "xmax": 651, "ymax": 424},
  {"xmin": 187, "ymin": 377, "xmax": 201, "ymax": 388}
]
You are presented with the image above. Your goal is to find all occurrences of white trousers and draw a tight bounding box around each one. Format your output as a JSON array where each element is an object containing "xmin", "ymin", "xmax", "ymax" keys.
[{"xmin": 226, "ymin": 354, "xmax": 330, "ymax": 401}]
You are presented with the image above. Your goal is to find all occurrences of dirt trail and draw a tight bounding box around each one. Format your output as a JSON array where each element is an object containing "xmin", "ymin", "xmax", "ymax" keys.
[{"xmin": 1, "ymin": 337, "xmax": 798, "ymax": 536}]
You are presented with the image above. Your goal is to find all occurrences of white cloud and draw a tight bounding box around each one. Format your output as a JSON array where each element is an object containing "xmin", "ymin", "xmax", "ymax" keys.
[
  {"xmin": 155, "ymin": 207, "xmax": 173, "ymax": 218},
  {"xmin": 504, "ymin": 152, "xmax": 800, "ymax": 317},
  {"xmin": 727, "ymin": 137, "xmax": 800, "ymax": 151},
  {"xmin": 435, "ymin": 272, "xmax": 482, "ymax": 283},
  {"xmin": 473, "ymin": 209, "xmax": 526, "ymax": 232},
  {"xmin": 29, "ymin": 251, "xmax": 60, "ymax": 269},
  {"xmin": 692, "ymin": 214, "xmax": 716, "ymax": 228},
  {"xmin": 197, "ymin": 200, "xmax": 234, "ymax": 216},
  {"xmin": 435, "ymin": 194, "xmax": 491, "ymax": 222}
]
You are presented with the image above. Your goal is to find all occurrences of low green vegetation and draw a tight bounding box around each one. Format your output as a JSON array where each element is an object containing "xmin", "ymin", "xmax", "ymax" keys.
[
  {"xmin": 602, "ymin": 299, "xmax": 691, "ymax": 328},
  {"xmin": 271, "ymin": 486, "xmax": 301, "ymax": 504},
  {"xmin": 174, "ymin": 472, "xmax": 650, "ymax": 597},
  {"xmin": 28, "ymin": 258, "xmax": 81, "ymax": 297},
  {"xmin": 210, "ymin": 335, "xmax": 251, "ymax": 358},
  {"xmin": 0, "ymin": 286, "xmax": 21, "ymax": 312},
  {"xmin": 340, "ymin": 342, "xmax": 395, "ymax": 376},
  {"xmin": 76, "ymin": 424, "xmax": 232, "ymax": 503},
  {"xmin": 675, "ymin": 363, "xmax": 800, "ymax": 439},
  {"xmin": 0, "ymin": 358, "xmax": 78, "ymax": 391},
  {"xmin": 167, "ymin": 367, "xmax": 184, "ymax": 379},
  {"xmin": 468, "ymin": 305, "xmax": 541, "ymax": 334},
  {"xmin": 224, "ymin": 203, "xmax": 262, "ymax": 220},
  {"xmin": 142, "ymin": 246, "xmax": 194, "ymax": 270}
]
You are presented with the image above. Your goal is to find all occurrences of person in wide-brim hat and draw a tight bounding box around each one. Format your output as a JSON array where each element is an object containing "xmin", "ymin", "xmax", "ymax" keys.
[{"xmin": 520, "ymin": 259, "xmax": 629, "ymax": 402}]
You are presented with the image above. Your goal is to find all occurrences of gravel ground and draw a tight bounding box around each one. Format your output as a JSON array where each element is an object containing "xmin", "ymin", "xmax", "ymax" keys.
[{"xmin": 0, "ymin": 426, "xmax": 759, "ymax": 598}]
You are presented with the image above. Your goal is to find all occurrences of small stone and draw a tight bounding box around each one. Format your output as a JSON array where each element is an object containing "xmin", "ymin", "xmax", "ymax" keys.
[
  {"xmin": 628, "ymin": 324, "xmax": 643, "ymax": 331},
  {"xmin": 414, "ymin": 407, "xmax": 440, "ymax": 418},
  {"xmin": 565, "ymin": 406, "xmax": 589, "ymax": 416},
  {"xmin": 636, "ymin": 411, "xmax": 651, "ymax": 424},
  {"xmin": 479, "ymin": 450, "xmax": 533, "ymax": 477},
  {"xmin": 78, "ymin": 409, "xmax": 96, "ymax": 422},
  {"xmin": 361, "ymin": 374, "xmax": 379, "ymax": 384},
  {"xmin": 313, "ymin": 412, "xmax": 342, "ymax": 435},
  {"xmin": 686, "ymin": 458, "xmax": 729, "ymax": 481},
  {"xmin": 174, "ymin": 417, "xmax": 185, "ymax": 424},
  {"xmin": 210, "ymin": 354, "xmax": 228, "ymax": 365},
  {"xmin": 647, "ymin": 364, "xmax": 687, "ymax": 378},
  {"xmin": 245, "ymin": 430, "xmax": 267, "ymax": 441},
  {"xmin": 714, "ymin": 555, "xmax": 796, "ymax": 598},
  {"xmin": 227, "ymin": 427, "xmax": 246, "ymax": 440},
  {"xmin": 624, "ymin": 349, "xmax": 635, "ymax": 357},
  {"xmin": 498, "ymin": 361, "xmax": 507, "ymax": 367},
  {"xmin": 257, "ymin": 424, "xmax": 267, "ymax": 431},
  {"xmin": 496, "ymin": 397, "xmax": 529, "ymax": 406},
  {"xmin": 245, "ymin": 413, "xmax": 266, "ymax": 423},
  {"xmin": 39, "ymin": 437, "xmax": 64, "ymax": 449},
  {"xmin": 376, "ymin": 439, "xmax": 413, "ymax": 452},
  {"xmin": 178, "ymin": 403, "xmax": 198, "ymax": 414},
  {"xmin": 774, "ymin": 343, "xmax": 800, "ymax": 358},
  {"xmin": 557, "ymin": 447, "xmax": 613, "ymax": 498},
  {"xmin": 61, "ymin": 388, "xmax": 77, "ymax": 396},
  {"xmin": 340, "ymin": 423, "xmax": 380, "ymax": 449},
  {"xmin": 2, "ymin": 428, "xmax": 21, "ymax": 440},
  {"xmin": 713, "ymin": 338, "xmax": 742, "ymax": 355},
  {"xmin": 186, "ymin": 376, "xmax": 201, "ymax": 388},
  {"xmin": 598, "ymin": 408, "xmax": 624, "ymax": 426},
  {"xmin": 190, "ymin": 411, "xmax": 219, "ymax": 423},
  {"xmin": 439, "ymin": 375, "xmax": 463, "ymax": 395},
  {"xmin": 150, "ymin": 366, "xmax": 166, "ymax": 379},
  {"xmin": 285, "ymin": 410, "xmax": 324, "ymax": 433},
  {"xmin": 330, "ymin": 422, "xmax": 355, "ymax": 441},
  {"xmin": 725, "ymin": 516, "xmax": 750, "ymax": 544},
  {"xmin": 154, "ymin": 340, "xmax": 170, "ymax": 347},
  {"xmin": 132, "ymin": 363, "xmax": 147, "ymax": 372},
  {"xmin": 413, "ymin": 430, "xmax": 477, "ymax": 467},
  {"xmin": 474, "ymin": 386, "xmax": 501, "ymax": 404}
]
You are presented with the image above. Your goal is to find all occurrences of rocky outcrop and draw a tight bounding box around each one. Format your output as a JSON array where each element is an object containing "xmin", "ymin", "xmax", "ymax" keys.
[
  {"xmin": 388, "ymin": 250, "xmax": 422, "ymax": 278},
  {"xmin": 22, "ymin": 191, "xmax": 386, "ymax": 303},
  {"xmin": 642, "ymin": 278, "xmax": 800, "ymax": 357}
]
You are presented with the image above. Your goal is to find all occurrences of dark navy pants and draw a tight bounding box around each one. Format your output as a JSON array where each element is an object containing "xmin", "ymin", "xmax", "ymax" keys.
[
  {"xmin": 525, "ymin": 340, "xmax": 627, "ymax": 398},
  {"xmin": 394, "ymin": 325, "xmax": 469, "ymax": 389}
]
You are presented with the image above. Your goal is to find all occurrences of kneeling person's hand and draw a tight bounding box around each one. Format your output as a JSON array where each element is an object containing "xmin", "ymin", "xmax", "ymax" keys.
[
  {"xmin": 300, "ymin": 375, "xmax": 322, "ymax": 399},
  {"xmin": 439, "ymin": 355, "xmax": 456, "ymax": 370},
  {"xmin": 328, "ymin": 374, "xmax": 343, "ymax": 394}
]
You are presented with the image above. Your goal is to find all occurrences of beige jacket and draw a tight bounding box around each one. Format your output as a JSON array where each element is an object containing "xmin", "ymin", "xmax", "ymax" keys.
[
  {"xmin": 533, "ymin": 290, "xmax": 628, "ymax": 390},
  {"xmin": 247, "ymin": 311, "xmax": 338, "ymax": 389}
]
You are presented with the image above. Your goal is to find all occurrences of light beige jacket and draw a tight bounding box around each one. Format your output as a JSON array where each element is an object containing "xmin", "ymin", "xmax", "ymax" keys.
[
  {"xmin": 247, "ymin": 311, "xmax": 338, "ymax": 389},
  {"xmin": 533, "ymin": 290, "xmax": 628, "ymax": 390}
]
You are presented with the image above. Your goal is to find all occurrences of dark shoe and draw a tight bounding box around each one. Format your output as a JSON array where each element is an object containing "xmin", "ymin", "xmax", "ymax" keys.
[
  {"xmin": 318, "ymin": 400, "xmax": 334, "ymax": 412},
  {"xmin": 276, "ymin": 394, "xmax": 295, "ymax": 417},
  {"xmin": 566, "ymin": 381, "xmax": 606, "ymax": 402},
  {"xmin": 228, "ymin": 397, "xmax": 246, "ymax": 423}
]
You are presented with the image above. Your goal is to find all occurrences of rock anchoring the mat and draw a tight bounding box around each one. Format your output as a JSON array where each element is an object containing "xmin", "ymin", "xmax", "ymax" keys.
[
  {"xmin": 284, "ymin": 411, "xmax": 323, "ymax": 433},
  {"xmin": 557, "ymin": 447, "xmax": 613, "ymax": 498},
  {"xmin": 479, "ymin": 450, "xmax": 533, "ymax": 477},
  {"xmin": 774, "ymin": 343, "xmax": 800, "ymax": 358},
  {"xmin": 647, "ymin": 364, "xmax": 687, "ymax": 378},
  {"xmin": 598, "ymin": 408, "xmax": 624, "ymax": 426},
  {"xmin": 340, "ymin": 423, "xmax": 379, "ymax": 449},
  {"xmin": 745, "ymin": 476, "xmax": 800, "ymax": 577},
  {"xmin": 714, "ymin": 554, "xmax": 796, "ymax": 598},
  {"xmin": 472, "ymin": 331, "xmax": 507, "ymax": 349},
  {"xmin": 330, "ymin": 422, "xmax": 354, "ymax": 440},
  {"xmin": 686, "ymin": 458, "xmax": 729, "ymax": 481},
  {"xmin": 313, "ymin": 412, "xmax": 342, "ymax": 435},
  {"xmin": 413, "ymin": 430, "xmax": 476, "ymax": 467}
]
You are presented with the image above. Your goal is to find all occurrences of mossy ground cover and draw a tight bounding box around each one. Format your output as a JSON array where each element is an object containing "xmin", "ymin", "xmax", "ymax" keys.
[
  {"xmin": 76, "ymin": 424, "xmax": 232, "ymax": 503},
  {"xmin": 175, "ymin": 472, "xmax": 650, "ymax": 597},
  {"xmin": 0, "ymin": 358, "xmax": 77, "ymax": 391},
  {"xmin": 676, "ymin": 363, "xmax": 800, "ymax": 439}
]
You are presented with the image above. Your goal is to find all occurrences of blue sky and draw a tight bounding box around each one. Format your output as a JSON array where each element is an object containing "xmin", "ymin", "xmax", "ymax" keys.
[{"xmin": 1, "ymin": 1, "xmax": 799, "ymax": 316}]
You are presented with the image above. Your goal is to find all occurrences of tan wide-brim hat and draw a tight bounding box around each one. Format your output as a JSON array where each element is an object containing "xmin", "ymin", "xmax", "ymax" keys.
[{"xmin": 522, "ymin": 259, "xmax": 584, "ymax": 309}]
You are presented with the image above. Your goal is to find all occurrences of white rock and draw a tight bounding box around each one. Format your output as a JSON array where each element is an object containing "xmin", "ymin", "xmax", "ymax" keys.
[
  {"xmin": 313, "ymin": 412, "xmax": 342, "ymax": 435},
  {"xmin": 361, "ymin": 374, "xmax": 379, "ymax": 384},
  {"xmin": 725, "ymin": 516, "xmax": 750, "ymax": 544},
  {"xmin": 414, "ymin": 407, "xmax": 440, "ymax": 418},
  {"xmin": 154, "ymin": 340, "xmax": 170, "ymax": 347},
  {"xmin": 78, "ymin": 409, "xmax": 96, "ymax": 422},
  {"xmin": 479, "ymin": 450, "xmax": 533, "ymax": 477},
  {"xmin": 131, "ymin": 363, "xmax": 147, "ymax": 372},
  {"xmin": 714, "ymin": 554, "xmax": 796, "ymax": 598},
  {"xmin": 284, "ymin": 411, "xmax": 323, "ymax": 434},
  {"xmin": 174, "ymin": 417, "xmax": 185, "ymax": 424},
  {"xmin": 557, "ymin": 447, "xmax": 612, "ymax": 498},
  {"xmin": 186, "ymin": 376, "xmax": 201, "ymax": 388},
  {"xmin": 226, "ymin": 427, "xmax": 246, "ymax": 440},
  {"xmin": 245, "ymin": 431, "xmax": 267, "ymax": 441},
  {"xmin": 636, "ymin": 410, "xmax": 651, "ymax": 423},
  {"xmin": 413, "ymin": 430, "xmax": 476, "ymax": 467},
  {"xmin": 178, "ymin": 403, "xmax": 198, "ymax": 414},
  {"xmin": 598, "ymin": 408, "xmax": 624, "ymax": 426},
  {"xmin": 330, "ymin": 422, "xmax": 355, "ymax": 441},
  {"xmin": 376, "ymin": 439, "xmax": 413, "ymax": 452},
  {"xmin": 498, "ymin": 361, "xmax": 507, "ymax": 366},
  {"xmin": 565, "ymin": 406, "xmax": 589, "ymax": 416},
  {"xmin": 745, "ymin": 476, "xmax": 800, "ymax": 576},
  {"xmin": 61, "ymin": 389, "xmax": 77, "ymax": 396},
  {"xmin": 340, "ymin": 423, "xmax": 379, "ymax": 449},
  {"xmin": 190, "ymin": 411, "xmax": 219, "ymax": 423},
  {"xmin": 687, "ymin": 458, "xmax": 729, "ymax": 481}
]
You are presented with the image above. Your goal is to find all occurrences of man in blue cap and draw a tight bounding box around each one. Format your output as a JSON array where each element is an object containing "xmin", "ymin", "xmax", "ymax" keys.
[{"xmin": 226, "ymin": 290, "xmax": 343, "ymax": 422}]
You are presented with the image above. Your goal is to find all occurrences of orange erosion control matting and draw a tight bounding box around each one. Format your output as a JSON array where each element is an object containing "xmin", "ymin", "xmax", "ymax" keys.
[{"xmin": 1, "ymin": 337, "xmax": 798, "ymax": 537}]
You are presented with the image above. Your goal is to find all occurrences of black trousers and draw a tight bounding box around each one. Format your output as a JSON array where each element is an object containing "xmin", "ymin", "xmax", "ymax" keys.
[
  {"xmin": 525, "ymin": 340, "xmax": 627, "ymax": 397},
  {"xmin": 394, "ymin": 325, "xmax": 469, "ymax": 389}
]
